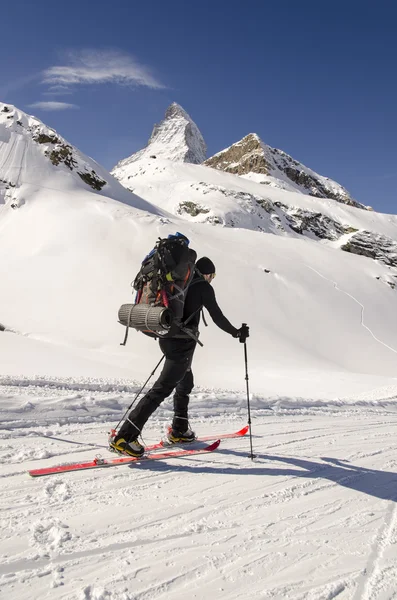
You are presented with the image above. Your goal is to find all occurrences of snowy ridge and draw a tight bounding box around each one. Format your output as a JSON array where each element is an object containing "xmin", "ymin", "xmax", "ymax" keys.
[
  {"xmin": 109, "ymin": 156, "xmax": 397, "ymax": 257},
  {"xmin": 112, "ymin": 102, "xmax": 207, "ymax": 172},
  {"xmin": 0, "ymin": 101, "xmax": 158, "ymax": 213}
]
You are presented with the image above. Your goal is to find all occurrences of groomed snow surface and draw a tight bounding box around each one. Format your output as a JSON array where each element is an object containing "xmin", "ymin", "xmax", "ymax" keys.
[{"xmin": 2, "ymin": 378, "xmax": 397, "ymax": 600}]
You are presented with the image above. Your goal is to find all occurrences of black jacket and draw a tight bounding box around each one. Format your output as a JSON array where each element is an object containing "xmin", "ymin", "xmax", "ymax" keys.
[{"xmin": 182, "ymin": 275, "xmax": 238, "ymax": 337}]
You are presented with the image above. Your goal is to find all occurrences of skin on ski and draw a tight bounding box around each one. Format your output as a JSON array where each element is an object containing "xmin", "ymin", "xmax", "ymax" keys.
[
  {"xmin": 147, "ymin": 424, "xmax": 250, "ymax": 451},
  {"xmin": 28, "ymin": 439, "xmax": 221, "ymax": 478}
]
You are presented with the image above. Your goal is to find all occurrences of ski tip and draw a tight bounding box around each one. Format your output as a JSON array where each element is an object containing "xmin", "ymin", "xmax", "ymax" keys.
[
  {"xmin": 237, "ymin": 425, "xmax": 250, "ymax": 436},
  {"xmin": 207, "ymin": 439, "xmax": 221, "ymax": 451}
]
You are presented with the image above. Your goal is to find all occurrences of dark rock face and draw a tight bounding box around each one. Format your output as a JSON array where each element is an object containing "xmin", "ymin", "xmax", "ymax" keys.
[
  {"xmin": 205, "ymin": 134, "xmax": 271, "ymax": 175},
  {"xmin": 177, "ymin": 200, "xmax": 210, "ymax": 217},
  {"xmin": 78, "ymin": 171, "xmax": 106, "ymax": 191},
  {"xmin": 46, "ymin": 144, "xmax": 77, "ymax": 169},
  {"xmin": 341, "ymin": 231, "xmax": 397, "ymax": 267},
  {"xmin": 283, "ymin": 168, "xmax": 362, "ymax": 208},
  {"xmin": 274, "ymin": 202, "xmax": 353, "ymax": 240},
  {"xmin": 45, "ymin": 144, "xmax": 106, "ymax": 190},
  {"xmin": 34, "ymin": 133, "xmax": 61, "ymax": 145}
]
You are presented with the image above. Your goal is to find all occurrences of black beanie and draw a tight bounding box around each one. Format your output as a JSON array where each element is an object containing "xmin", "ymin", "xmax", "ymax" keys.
[{"xmin": 196, "ymin": 257, "xmax": 215, "ymax": 275}]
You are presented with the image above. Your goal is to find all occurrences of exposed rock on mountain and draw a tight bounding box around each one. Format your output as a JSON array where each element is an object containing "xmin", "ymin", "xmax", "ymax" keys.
[
  {"xmin": 204, "ymin": 133, "xmax": 366, "ymax": 209},
  {"xmin": 177, "ymin": 181, "xmax": 358, "ymax": 240},
  {"xmin": 341, "ymin": 230, "xmax": 397, "ymax": 267},
  {"xmin": 112, "ymin": 103, "xmax": 206, "ymax": 174}
]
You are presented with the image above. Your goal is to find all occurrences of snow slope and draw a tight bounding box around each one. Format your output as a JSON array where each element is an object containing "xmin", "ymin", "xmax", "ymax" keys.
[{"xmin": 111, "ymin": 157, "xmax": 397, "ymax": 239}]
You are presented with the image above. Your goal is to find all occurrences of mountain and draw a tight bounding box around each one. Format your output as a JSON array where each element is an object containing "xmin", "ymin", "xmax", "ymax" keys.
[
  {"xmin": 0, "ymin": 101, "xmax": 168, "ymax": 372},
  {"xmin": 204, "ymin": 133, "xmax": 366, "ymax": 209},
  {"xmin": 112, "ymin": 146, "xmax": 397, "ymax": 270},
  {"xmin": 2, "ymin": 102, "xmax": 397, "ymax": 389},
  {"xmin": 0, "ymin": 102, "xmax": 159, "ymax": 213},
  {"xmin": 112, "ymin": 103, "xmax": 207, "ymax": 173}
]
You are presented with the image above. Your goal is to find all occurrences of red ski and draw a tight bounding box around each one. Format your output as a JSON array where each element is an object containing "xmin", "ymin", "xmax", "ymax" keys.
[
  {"xmin": 146, "ymin": 424, "xmax": 249, "ymax": 452},
  {"xmin": 28, "ymin": 439, "xmax": 221, "ymax": 478}
]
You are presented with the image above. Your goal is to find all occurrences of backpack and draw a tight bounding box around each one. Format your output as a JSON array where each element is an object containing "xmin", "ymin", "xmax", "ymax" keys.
[{"xmin": 118, "ymin": 232, "xmax": 197, "ymax": 345}]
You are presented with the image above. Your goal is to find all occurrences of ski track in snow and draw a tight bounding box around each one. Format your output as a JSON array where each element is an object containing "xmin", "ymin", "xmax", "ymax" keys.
[
  {"xmin": 306, "ymin": 266, "xmax": 397, "ymax": 356},
  {"xmin": 2, "ymin": 384, "xmax": 397, "ymax": 598}
]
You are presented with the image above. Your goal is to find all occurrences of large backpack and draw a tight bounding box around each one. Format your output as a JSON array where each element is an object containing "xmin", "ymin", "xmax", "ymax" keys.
[{"xmin": 118, "ymin": 233, "xmax": 197, "ymax": 345}]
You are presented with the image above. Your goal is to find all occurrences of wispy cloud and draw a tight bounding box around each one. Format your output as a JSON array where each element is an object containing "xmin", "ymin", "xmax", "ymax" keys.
[
  {"xmin": 28, "ymin": 101, "xmax": 79, "ymax": 111},
  {"xmin": 42, "ymin": 85, "xmax": 73, "ymax": 97},
  {"xmin": 42, "ymin": 49, "xmax": 165, "ymax": 89}
]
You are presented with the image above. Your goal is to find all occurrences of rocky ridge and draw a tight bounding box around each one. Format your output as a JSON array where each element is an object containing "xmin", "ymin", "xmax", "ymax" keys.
[
  {"xmin": 177, "ymin": 183, "xmax": 397, "ymax": 269},
  {"xmin": 204, "ymin": 133, "xmax": 366, "ymax": 210}
]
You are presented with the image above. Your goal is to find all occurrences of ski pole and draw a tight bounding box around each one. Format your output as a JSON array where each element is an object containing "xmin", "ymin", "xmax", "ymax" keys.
[
  {"xmin": 112, "ymin": 354, "xmax": 165, "ymax": 433},
  {"xmin": 243, "ymin": 341, "xmax": 255, "ymax": 459},
  {"xmin": 239, "ymin": 324, "xmax": 255, "ymax": 459}
]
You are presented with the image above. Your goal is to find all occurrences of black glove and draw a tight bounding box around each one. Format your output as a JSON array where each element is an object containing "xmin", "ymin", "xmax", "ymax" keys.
[{"xmin": 235, "ymin": 323, "xmax": 249, "ymax": 343}]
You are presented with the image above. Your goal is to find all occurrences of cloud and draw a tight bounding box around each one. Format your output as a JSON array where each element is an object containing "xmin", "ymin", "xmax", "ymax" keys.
[
  {"xmin": 28, "ymin": 101, "xmax": 79, "ymax": 111},
  {"xmin": 42, "ymin": 85, "xmax": 73, "ymax": 96},
  {"xmin": 42, "ymin": 49, "xmax": 164, "ymax": 89}
]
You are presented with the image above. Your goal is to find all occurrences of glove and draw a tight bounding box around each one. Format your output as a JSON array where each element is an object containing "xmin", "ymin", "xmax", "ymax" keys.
[{"xmin": 235, "ymin": 323, "xmax": 249, "ymax": 343}]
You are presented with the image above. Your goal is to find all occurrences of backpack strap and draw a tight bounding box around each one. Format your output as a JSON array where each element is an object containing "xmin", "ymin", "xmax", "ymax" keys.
[{"xmin": 186, "ymin": 271, "xmax": 208, "ymax": 327}]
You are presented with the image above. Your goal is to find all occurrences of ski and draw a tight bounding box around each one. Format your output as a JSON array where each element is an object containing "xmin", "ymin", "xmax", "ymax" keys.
[
  {"xmin": 28, "ymin": 439, "xmax": 221, "ymax": 478},
  {"xmin": 146, "ymin": 424, "xmax": 249, "ymax": 452}
]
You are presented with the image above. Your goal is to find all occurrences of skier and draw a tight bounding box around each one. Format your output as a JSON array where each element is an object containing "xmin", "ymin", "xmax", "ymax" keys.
[{"xmin": 111, "ymin": 256, "xmax": 249, "ymax": 457}]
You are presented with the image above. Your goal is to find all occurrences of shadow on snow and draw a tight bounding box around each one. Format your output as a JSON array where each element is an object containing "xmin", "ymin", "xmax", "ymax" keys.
[{"xmin": 131, "ymin": 447, "xmax": 397, "ymax": 503}]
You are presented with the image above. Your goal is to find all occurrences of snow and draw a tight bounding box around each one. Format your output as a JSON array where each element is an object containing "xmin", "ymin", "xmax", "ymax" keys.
[
  {"xmin": 2, "ymin": 102, "xmax": 397, "ymax": 598},
  {"xmin": 2, "ymin": 402, "xmax": 397, "ymax": 599}
]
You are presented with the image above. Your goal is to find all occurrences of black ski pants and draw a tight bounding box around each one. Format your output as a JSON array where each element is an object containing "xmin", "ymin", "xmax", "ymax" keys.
[{"xmin": 118, "ymin": 337, "xmax": 197, "ymax": 441}]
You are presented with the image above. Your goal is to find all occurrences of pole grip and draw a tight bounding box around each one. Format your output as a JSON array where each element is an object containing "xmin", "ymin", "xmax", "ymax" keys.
[{"xmin": 239, "ymin": 322, "xmax": 249, "ymax": 344}]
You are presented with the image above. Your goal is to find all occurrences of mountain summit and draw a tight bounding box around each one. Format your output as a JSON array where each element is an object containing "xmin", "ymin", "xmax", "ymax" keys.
[
  {"xmin": 0, "ymin": 101, "xmax": 159, "ymax": 215},
  {"xmin": 0, "ymin": 102, "xmax": 111, "ymax": 196},
  {"xmin": 112, "ymin": 102, "xmax": 207, "ymax": 170},
  {"xmin": 204, "ymin": 133, "xmax": 365, "ymax": 209}
]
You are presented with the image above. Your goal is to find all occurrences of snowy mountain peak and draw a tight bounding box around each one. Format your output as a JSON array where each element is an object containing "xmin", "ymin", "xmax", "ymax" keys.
[
  {"xmin": 0, "ymin": 101, "xmax": 111, "ymax": 194},
  {"xmin": 205, "ymin": 133, "xmax": 366, "ymax": 209},
  {"xmin": 164, "ymin": 102, "xmax": 191, "ymax": 121},
  {"xmin": 112, "ymin": 102, "xmax": 207, "ymax": 172},
  {"xmin": 0, "ymin": 101, "xmax": 159, "ymax": 216}
]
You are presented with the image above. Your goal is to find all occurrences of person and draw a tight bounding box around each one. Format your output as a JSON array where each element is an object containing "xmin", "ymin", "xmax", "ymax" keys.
[{"xmin": 110, "ymin": 256, "xmax": 249, "ymax": 457}]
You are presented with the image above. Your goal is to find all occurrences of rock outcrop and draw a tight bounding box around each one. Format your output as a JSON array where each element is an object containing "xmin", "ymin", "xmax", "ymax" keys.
[{"xmin": 341, "ymin": 231, "xmax": 397, "ymax": 267}]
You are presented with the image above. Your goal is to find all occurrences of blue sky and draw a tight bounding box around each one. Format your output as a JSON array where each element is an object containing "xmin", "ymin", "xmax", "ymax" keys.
[{"xmin": 1, "ymin": 0, "xmax": 396, "ymax": 213}]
